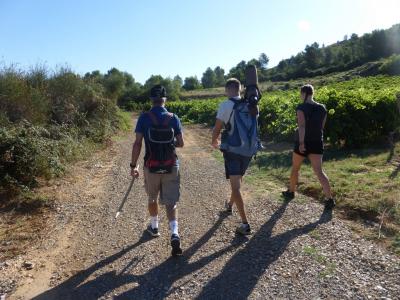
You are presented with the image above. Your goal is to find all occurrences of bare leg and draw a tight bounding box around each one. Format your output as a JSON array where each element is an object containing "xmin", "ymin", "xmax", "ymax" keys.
[
  {"xmin": 289, "ymin": 152, "xmax": 305, "ymax": 192},
  {"xmin": 148, "ymin": 200, "xmax": 159, "ymax": 217},
  {"xmin": 166, "ymin": 204, "xmax": 177, "ymax": 222},
  {"xmin": 228, "ymin": 177, "xmax": 243, "ymax": 206},
  {"xmin": 308, "ymin": 154, "xmax": 333, "ymax": 198},
  {"xmin": 230, "ymin": 175, "xmax": 247, "ymax": 223}
]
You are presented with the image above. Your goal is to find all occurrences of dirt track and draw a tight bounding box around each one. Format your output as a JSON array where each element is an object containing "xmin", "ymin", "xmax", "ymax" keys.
[{"xmin": 4, "ymin": 122, "xmax": 400, "ymax": 299}]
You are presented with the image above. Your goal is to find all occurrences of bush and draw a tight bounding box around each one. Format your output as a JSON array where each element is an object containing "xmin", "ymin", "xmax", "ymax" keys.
[
  {"xmin": 153, "ymin": 76, "xmax": 400, "ymax": 148},
  {"xmin": 380, "ymin": 55, "xmax": 400, "ymax": 75},
  {"xmin": 0, "ymin": 65, "xmax": 129, "ymax": 201}
]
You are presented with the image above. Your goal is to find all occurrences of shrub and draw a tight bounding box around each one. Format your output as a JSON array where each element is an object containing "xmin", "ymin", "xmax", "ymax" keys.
[
  {"xmin": 0, "ymin": 65, "xmax": 129, "ymax": 202},
  {"xmin": 148, "ymin": 76, "xmax": 400, "ymax": 148}
]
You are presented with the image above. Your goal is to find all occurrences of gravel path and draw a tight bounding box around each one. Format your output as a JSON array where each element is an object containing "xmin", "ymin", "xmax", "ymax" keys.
[{"xmin": 3, "ymin": 122, "xmax": 400, "ymax": 300}]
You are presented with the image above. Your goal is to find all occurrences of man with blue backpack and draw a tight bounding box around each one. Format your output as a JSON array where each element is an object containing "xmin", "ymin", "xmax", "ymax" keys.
[
  {"xmin": 130, "ymin": 85, "xmax": 184, "ymax": 256},
  {"xmin": 211, "ymin": 74, "xmax": 262, "ymax": 235}
]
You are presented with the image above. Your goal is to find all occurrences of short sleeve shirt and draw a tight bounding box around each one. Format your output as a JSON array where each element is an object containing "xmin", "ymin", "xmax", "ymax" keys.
[
  {"xmin": 135, "ymin": 106, "xmax": 182, "ymax": 162},
  {"xmin": 296, "ymin": 102, "xmax": 327, "ymax": 142},
  {"xmin": 216, "ymin": 97, "xmax": 240, "ymax": 134}
]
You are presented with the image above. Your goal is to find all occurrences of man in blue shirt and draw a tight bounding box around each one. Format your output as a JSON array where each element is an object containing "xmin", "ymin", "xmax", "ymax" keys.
[{"xmin": 130, "ymin": 85, "xmax": 184, "ymax": 256}]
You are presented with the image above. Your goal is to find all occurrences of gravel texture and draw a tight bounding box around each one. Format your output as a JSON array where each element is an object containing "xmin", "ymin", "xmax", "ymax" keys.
[{"xmin": 1, "ymin": 123, "xmax": 399, "ymax": 300}]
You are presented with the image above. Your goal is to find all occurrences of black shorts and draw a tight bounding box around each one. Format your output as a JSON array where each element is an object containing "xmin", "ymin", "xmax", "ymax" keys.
[
  {"xmin": 294, "ymin": 141, "xmax": 324, "ymax": 157},
  {"xmin": 223, "ymin": 151, "xmax": 251, "ymax": 179}
]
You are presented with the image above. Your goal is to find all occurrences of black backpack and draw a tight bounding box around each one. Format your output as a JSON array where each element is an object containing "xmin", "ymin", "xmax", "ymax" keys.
[{"xmin": 145, "ymin": 111, "xmax": 177, "ymax": 174}]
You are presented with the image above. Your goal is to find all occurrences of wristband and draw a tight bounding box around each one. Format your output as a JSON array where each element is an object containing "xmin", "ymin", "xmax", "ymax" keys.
[{"xmin": 130, "ymin": 163, "xmax": 136, "ymax": 169}]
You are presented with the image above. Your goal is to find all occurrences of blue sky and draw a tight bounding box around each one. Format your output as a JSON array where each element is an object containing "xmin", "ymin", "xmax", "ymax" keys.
[{"xmin": 0, "ymin": 0, "xmax": 399, "ymax": 84}]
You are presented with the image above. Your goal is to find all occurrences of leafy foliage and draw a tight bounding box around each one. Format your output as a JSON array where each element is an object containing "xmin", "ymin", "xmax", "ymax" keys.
[
  {"xmin": 183, "ymin": 76, "xmax": 201, "ymax": 91},
  {"xmin": 262, "ymin": 23, "xmax": 400, "ymax": 81},
  {"xmin": 0, "ymin": 65, "xmax": 130, "ymax": 200},
  {"xmin": 164, "ymin": 76, "xmax": 400, "ymax": 148}
]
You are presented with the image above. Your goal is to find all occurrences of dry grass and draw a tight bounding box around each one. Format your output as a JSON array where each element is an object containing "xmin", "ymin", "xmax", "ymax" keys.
[{"xmin": 242, "ymin": 142, "xmax": 400, "ymax": 253}]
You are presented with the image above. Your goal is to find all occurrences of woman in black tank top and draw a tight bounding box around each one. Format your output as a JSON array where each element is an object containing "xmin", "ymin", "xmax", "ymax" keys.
[{"xmin": 282, "ymin": 84, "xmax": 335, "ymax": 209}]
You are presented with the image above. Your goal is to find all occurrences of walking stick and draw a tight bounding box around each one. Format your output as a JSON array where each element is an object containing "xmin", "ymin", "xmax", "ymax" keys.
[{"xmin": 115, "ymin": 164, "xmax": 139, "ymax": 219}]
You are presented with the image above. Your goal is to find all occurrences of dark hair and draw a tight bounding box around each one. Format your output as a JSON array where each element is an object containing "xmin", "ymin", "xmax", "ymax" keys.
[
  {"xmin": 225, "ymin": 78, "xmax": 241, "ymax": 91},
  {"xmin": 300, "ymin": 84, "xmax": 314, "ymax": 98}
]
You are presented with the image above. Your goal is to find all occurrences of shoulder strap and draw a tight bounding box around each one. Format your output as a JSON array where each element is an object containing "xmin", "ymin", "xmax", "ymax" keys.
[
  {"xmin": 162, "ymin": 112, "xmax": 174, "ymax": 127},
  {"xmin": 146, "ymin": 111, "xmax": 159, "ymax": 125},
  {"xmin": 226, "ymin": 98, "xmax": 241, "ymax": 125}
]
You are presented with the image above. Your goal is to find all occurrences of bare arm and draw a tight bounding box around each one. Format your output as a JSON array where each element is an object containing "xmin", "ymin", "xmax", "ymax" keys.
[
  {"xmin": 211, "ymin": 119, "xmax": 224, "ymax": 148},
  {"xmin": 130, "ymin": 133, "xmax": 143, "ymax": 177},
  {"xmin": 175, "ymin": 133, "xmax": 184, "ymax": 148},
  {"xmin": 322, "ymin": 114, "xmax": 327, "ymax": 129}
]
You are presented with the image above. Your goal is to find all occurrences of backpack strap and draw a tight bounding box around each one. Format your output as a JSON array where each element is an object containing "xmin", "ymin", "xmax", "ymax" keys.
[
  {"xmin": 146, "ymin": 111, "xmax": 159, "ymax": 126},
  {"xmin": 226, "ymin": 98, "xmax": 241, "ymax": 127},
  {"xmin": 146, "ymin": 111, "xmax": 173, "ymax": 127},
  {"xmin": 162, "ymin": 112, "xmax": 174, "ymax": 127}
]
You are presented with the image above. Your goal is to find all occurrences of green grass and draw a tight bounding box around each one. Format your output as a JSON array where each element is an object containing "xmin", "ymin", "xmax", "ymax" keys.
[
  {"xmin": 392, "ymin": 234, "xmax": 400, "ymax": 254},
  {"xmin": 249, "ymin": 143, "xmax": 400, "ymax": 223},
  {"xmin": 302, "ymin": 245, "xmax": 337, "ymax": 277},
  {"xmin": 303, "ymin": 245, "xmax": 326, "ymax": 263},
  {"xmin": 319, "ymin": 262, "xmax": 337, "ymax": 278},
  {"xmin": 241, "ymin": 141, "xmax": 400, "ymax": 252},
  {"xmin": 309, "ymin": 229, "xmax": 322, "ymax": 240}
]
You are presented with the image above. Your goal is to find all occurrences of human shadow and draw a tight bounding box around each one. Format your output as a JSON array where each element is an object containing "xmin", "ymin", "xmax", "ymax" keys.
[
  {"xmin": 389, "ymin": 163, "xmax": 400, "ymax": 179},
  {"xmin": 33, "ymin": 213, "xmax": 234, "ymax": 299},
  {"xmin": 196, "ymin": 204, "xmax": 332, "ymax": 300},
  {"xmin": 113, "ymin": 212, "xmax": 243, "ymax": 299},
  {"xmin": 32, "ymin": 230, "xmax": 152, "ymax": 300}
]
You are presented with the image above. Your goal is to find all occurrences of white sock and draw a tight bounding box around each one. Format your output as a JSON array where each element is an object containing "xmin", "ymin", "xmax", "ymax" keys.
[
  {"xmin": 151, "ymin": 216, "xmax": 159, "ymax": 229},
  {"xmin": 169, "ymin": 220, "xmax": 179, "ymax": 236}
]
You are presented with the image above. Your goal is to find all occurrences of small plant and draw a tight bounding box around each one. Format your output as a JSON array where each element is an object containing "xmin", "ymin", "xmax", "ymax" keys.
[
  {"xmin": 303, "ymin": 245, "xmax": 336, "ymax": 277},
  {"xmin": 319, "ymin": 262, "xmax": 337, "ymax": 278},
  {"xmin": 309, "ymin": 229, "xmax": 321, "ymax": 240}
]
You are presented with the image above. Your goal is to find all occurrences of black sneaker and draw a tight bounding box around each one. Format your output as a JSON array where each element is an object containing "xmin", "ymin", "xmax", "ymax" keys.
[
  {"xmin": 171, "ymin": 234, "xmax": 183, "ymax": 256},
  {"xmin": 147, "ymin": 225, "xmax": 160, "ymax": 237},
  {"xmin": 282, "ymin": 190, "xmax": 295, "ymax": 200},
  {"xmin": 224, "ymin": 201, "xmax": 233, "ymax": 215},
  {"xmin": 325, "ymin": 198, "xmax": 336, "ymax": 210},
  {"xmin": 236, "ymin": 223, "xmax": 251, "ymax": 235}
]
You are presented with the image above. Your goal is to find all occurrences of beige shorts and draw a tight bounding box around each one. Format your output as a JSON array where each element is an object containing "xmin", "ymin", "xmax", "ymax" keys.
[{"xmin": 144, "ymin": 166, "xmax": 180, "ymax": 205}]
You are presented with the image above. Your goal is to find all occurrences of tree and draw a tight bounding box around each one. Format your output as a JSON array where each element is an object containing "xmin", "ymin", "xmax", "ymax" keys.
[
  {"xmin": 173, "ymin": 75, "xmax": 183, "ymax": 89},
  {"xmin": 247, "ymin": 58, "xmax": 261, "ymax": 68},
  {"xmin": 323, "ymin": 47, "xmax": 333, "ymax": 65},
  {"xmin": 103, "ymin": 68, "xmax": 125, "ymax": 101},
  {"xmin": 84, "ymin": 70, "xmax": 103, "ymax": 84},
  {"xmin": 201, "ymin": 67, "xmax": 216, "ymax": 88},
  {"xmin": 214, "ymin": 66, "xmax": 225, "ymax": 87},
  {"xmin": 350, "ymin": 33, "xmax": 358, "ymax": 40},
  {"xmin": 183, "ymin": 76, "xmax": 201, "ymax": 90},
  {"xmin": 258, "ymin": 53, "xmax": 270, "ymax": 69},
  {"xmin": 227, "ymin": 60, "xmax": 247, "ymax": 82},
  {"xmin": 304, "ymin": 43, "xmax": 322, "ymax": 69},
  {"xmin": 144, "ymin": 75, "xmax": 164, "ymax": 90}
]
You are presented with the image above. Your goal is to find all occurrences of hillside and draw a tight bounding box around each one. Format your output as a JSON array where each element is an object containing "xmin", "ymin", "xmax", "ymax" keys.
[{"xmin": 180, "ymin": 58, "xmax": 396, "ymax": 99}]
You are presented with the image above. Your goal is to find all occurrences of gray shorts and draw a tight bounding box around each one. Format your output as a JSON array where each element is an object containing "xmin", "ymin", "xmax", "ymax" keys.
[{"xmin": 144, "ymin": 166, "xmax": 180, "ymax": 205}]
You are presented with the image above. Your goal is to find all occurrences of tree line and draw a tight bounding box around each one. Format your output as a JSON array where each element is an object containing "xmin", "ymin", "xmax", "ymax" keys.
[
  {"xmin": 262, "ymin": 23, "xmax": 400, "ymax": 81},
  {"xmin": 83, "ymin": 23, "xmax": 400, "ymax": 107}
]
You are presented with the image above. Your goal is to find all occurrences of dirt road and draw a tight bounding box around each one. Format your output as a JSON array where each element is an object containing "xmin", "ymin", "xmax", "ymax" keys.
[{"xmin": 5, "ymin": 123, "xmax": 400, "ymax": 299}]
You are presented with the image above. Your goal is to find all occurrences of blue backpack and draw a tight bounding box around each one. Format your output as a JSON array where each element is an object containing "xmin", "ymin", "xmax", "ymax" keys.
[{"xmin": 220, "ymin": 99, "xmax": 261, "ymax": 157}]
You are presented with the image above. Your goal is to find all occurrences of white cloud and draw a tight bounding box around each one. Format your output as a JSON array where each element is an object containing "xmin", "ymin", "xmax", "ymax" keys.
[{"xmin": 297, "ymin": 20, "xmax": 311, "ymax": 32}]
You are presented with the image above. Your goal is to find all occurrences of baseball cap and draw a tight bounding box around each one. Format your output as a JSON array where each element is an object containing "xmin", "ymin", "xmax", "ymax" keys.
[{"xmin": 150, "ymin": 85, "xmax": 167, "ymax": 98}]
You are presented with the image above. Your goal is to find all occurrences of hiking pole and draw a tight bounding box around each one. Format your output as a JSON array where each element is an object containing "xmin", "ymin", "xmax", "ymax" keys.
[{"xmin": 115, "ymin": 164, "xmax": 139, "ymax": 219}]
